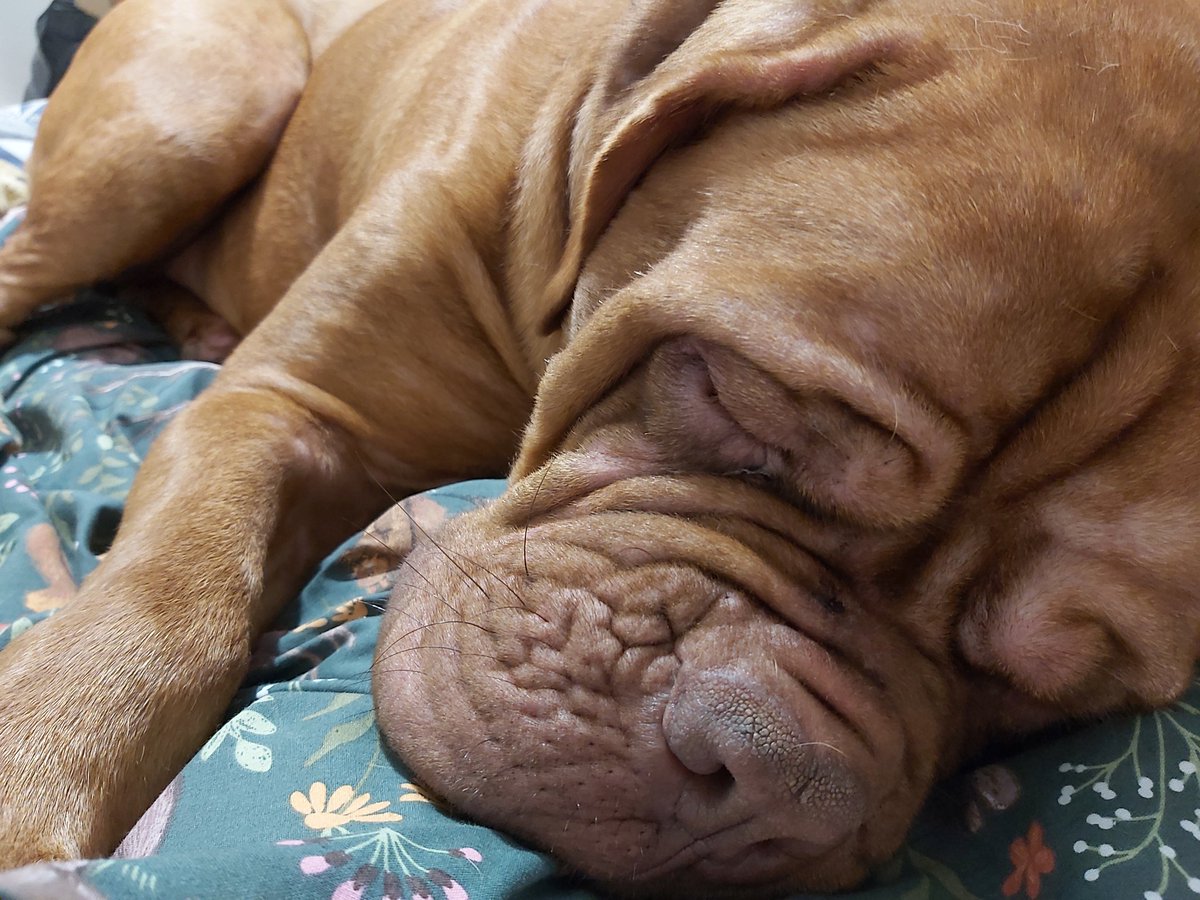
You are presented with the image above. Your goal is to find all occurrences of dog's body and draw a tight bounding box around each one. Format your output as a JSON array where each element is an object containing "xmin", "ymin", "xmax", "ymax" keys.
[{"xmin": 2, "ymin": 0, "xmax": 1200, "ymax": 894}]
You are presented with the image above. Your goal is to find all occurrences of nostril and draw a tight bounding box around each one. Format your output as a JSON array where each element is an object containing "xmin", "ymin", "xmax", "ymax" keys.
[
  {"xmin": 709, "ymin": 765, "xmax": 735, "ymax": 791},
  {"xmin": 663, "ymin": 667, "xmax": 803, "ymax": 792},
  {"xmin": 662, "ymin": 665, "xmax": 866, "ymax": 849},
  {"xmin": 693, "ymin": 765, "xmax": 738, "ymax": 803},
  {"xmin": 674, "ymin": 761, "xmax": 739, "ymax": 805},
  {"xmin": 663, "ymin": 693, "xmax": 726, "ymax": 778}
]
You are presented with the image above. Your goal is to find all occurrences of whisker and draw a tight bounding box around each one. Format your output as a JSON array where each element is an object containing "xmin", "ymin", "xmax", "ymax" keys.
[
  {"xmin": 353, "ymin": 458, "xmax": 542, "ymax": 622},
  {"xmin": 399, "ymin": 556, "xmax": 471, "ymax": 620},
  {"xmin": 524, "ymin": 464, "xmax": 552, "ymax": 579},
  {"xmin": 380, "ymin": 646, "xmax": 503, "ymax": 661},
  {"xmin": 374, "ymin": 617, "xmax": 503, "ymax": 667},
  {"xmin": 797, "ymin": 740, "xmax": 849, "ymax": 760},
  {"xmin": 449, "ymin": 550, "xmax": 540, "ymax": 616},
  {"xmin": 352, "ymin": 460, "xmax": 499, "ymax": 606},
  {"xmin": 371, "ymin": 597, "xmax": 535, "ymax": 663},
  {"xmin": 355, "ymin": 524, "xmax": 405, "ymax": 558},
  {"xmin": 345, "ymin": 638, "xmax": 512, "ymax": 681}
]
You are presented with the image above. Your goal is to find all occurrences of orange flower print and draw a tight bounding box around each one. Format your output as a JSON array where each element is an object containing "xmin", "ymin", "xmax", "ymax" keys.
[
  {"xmin": 292, "ymin": 599, "xmax": 371, "ymax": 634},
  {"xmin": 290, "ymin": 782, "xmax": 403, "ymax": 831},
  {"xmin": 1003, "ymin": 820, "xmax": 1055, "ymax": 898},
  {"xmin": 399, "ymin": 782, "xmax": 432, "ymax": 803}
]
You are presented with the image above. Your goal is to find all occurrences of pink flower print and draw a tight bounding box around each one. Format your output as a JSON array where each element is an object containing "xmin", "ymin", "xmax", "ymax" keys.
[
  {"xmin": 429, "ymin": 869, "xmax": 469, "ymax": 900},
  {"xmin": 450, "ymin": 847, "xmax": 483, "ymax": 863},
  {"xmin": 300, "ymin": 856, "xmax": 330, "ymax": 876},
  {"xmin": 331, "ymin": 864, "xmax": 376, "ymax": 897},
  {"xmin": 356, "ymin": 865, "xmax": 379, "ymax": 888},
  {"xmin": 332, "ymin": 864, "xmax": 378, "ymax": 900},
  {"xmin": 381, "ymin": 872, "xmax": 404, "ymax": 900},
  {"xmin": 405, "ymin": 875, "xmax": 434, "ymax": 900},
  {"xmin": 300, "ymin": 850, "xmax": 350, "ymax": 875}
]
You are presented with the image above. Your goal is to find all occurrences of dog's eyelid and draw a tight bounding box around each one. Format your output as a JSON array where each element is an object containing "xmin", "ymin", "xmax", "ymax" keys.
[
  {"xmin": 723, "ymin": 462, "xmax": 851, "ymax": 530},
  {"xmin": 728, "ymin": 465, "xmax": 773, "ymax": 479}
]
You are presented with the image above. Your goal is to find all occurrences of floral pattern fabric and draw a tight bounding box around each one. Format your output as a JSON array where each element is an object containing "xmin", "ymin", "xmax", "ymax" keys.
[{"xmin": 0, "ymin": 103, "xmax": 1198, "ymax": 900}]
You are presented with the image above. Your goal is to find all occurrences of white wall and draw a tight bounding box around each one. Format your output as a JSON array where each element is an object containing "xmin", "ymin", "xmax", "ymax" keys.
[{"xmin": 0, "ymin": 0, "xmax": 47, "ymax": 105}]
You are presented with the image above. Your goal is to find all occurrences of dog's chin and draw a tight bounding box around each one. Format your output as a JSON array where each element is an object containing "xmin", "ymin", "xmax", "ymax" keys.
[{"xmin": 371, "ymin": 473, "xmax": 952, "ymax": 895}]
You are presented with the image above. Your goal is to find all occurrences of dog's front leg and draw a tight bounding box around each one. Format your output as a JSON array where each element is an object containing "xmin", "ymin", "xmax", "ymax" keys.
[{"xmin": 0, "ymin": 380, "xmax": 381, "ymax": 866}]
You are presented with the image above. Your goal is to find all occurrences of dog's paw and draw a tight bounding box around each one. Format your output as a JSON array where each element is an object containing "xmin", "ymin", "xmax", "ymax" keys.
[
  {"xmin": 0, "ymin": 819, "xmax": 83, "ymax": 871},
  {"xmin": 177, "ymin": 315, "xmax": 240, "ymax": 363}
]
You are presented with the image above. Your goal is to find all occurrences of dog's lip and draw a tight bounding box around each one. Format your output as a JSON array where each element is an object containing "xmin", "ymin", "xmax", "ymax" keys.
[
  {"xmin": 440, "ymin": 658, "xmax": 871, "ymax": 889},
  {"xmin": 620, "ymin": 822, "xmax": 834, "ymax": 886}
]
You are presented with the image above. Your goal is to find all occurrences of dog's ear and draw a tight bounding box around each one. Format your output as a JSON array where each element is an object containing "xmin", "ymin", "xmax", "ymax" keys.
[
  {"xmin": 950, "ymin": 273, "xmax": 1200, "ymax": 727},
  {"xmin": 533, "ymin": 0, "xmax": 923, "ymax": 334}
]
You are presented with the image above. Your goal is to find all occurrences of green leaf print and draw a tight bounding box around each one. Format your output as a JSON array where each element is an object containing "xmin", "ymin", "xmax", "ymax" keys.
[{"xmin": 305, "ymin": 711, "xmax": 376, "ymax": 767}]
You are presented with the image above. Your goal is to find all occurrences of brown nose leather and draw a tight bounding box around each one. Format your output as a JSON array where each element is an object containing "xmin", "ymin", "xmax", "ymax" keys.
[{"xmin": 661, "ymin": 665, "xmax": 866, "ymax": 856}]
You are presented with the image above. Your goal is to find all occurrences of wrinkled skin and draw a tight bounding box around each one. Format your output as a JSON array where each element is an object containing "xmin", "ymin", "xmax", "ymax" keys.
[
  {"xmin": 376, "ymin": 2, "xmax": 1200, "ymax": 895},
  {"xmin": 2, "ymin": 0, "xmax": 1200, "ymax": 894}
]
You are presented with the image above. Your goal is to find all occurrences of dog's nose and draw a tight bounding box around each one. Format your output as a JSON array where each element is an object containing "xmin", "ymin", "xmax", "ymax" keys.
[{"xmin": 661, "ymin": 666, "xmax": 866, "ymax": 859}]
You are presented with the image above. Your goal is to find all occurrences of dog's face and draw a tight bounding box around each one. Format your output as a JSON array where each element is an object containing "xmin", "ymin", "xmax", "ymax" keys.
[{"xmin": 375, "ymin": 1, "xmax": 1200, "ymax": 895}]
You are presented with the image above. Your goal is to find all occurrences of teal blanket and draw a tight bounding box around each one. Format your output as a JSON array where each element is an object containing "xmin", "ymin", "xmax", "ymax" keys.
[{"xmin": 1, "ymin": 102, "xmax": 1198, "ymax": 900}]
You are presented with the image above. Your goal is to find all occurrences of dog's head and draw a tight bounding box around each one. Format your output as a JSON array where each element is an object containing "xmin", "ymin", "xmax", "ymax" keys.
[{"xmin": 376, "ymin": 0, "xmax": 1200, "ymax": 894}]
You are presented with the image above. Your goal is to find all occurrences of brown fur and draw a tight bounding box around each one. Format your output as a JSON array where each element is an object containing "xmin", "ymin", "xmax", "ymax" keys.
[{"xmin": 1, "ymin": 0, "xmax": 1199, "ymax": 894}]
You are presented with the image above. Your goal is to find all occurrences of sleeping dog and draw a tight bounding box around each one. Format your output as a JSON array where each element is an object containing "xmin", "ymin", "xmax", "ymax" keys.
[{"xmin": 2, "ymin": 0, "xmax": 1200, "ymax": 895}]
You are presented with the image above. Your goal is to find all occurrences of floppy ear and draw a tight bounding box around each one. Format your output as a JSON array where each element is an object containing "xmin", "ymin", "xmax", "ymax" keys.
[{"xmin": 533, "ymin": 0, "xmax": 924, "ymax": 334}]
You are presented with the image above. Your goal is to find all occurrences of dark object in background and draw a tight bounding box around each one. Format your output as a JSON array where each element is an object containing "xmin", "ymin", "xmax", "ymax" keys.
[{"xmin": 25, "ymin": 1, "xmax": 98, "ymax": 101}]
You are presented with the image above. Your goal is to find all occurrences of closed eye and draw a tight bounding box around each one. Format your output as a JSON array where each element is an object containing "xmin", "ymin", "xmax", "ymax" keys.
[{"xmin": 728, "ymin": 465, "xmax": 774, "ymax": 482}]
